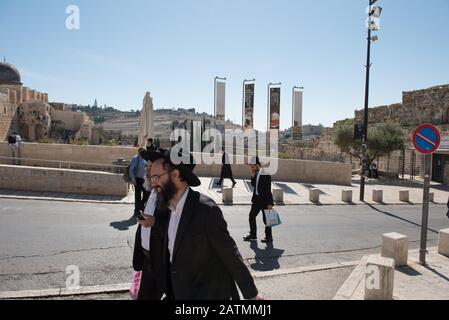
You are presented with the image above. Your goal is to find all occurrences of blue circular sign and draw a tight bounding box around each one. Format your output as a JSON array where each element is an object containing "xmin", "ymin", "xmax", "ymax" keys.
[{"xmin": 412, "ymin": 124, "xmax": 441, "ymax": 154}]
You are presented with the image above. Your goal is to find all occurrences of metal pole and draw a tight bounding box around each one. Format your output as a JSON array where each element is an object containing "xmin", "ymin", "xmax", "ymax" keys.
[
  {"xmin": 360, "ymin": 0, "xmax": 372, "ymax": 202},
  {"xmin": 419, "ymin": 154, "xmax": 431, "ymax": 265}
]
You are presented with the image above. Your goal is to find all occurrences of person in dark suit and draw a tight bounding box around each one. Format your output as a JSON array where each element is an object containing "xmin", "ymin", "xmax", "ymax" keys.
[
  {"xmin": 132, "ymin": 157, "xmax": 169, "ymax": 300},
  {"xmin": 243, "ymin": 156, "xmax": 274, "ymax": 243},
  {"xmin": 147, "ymin": 148, "xmax": 262, "ymax": 300},
  {"xmin": 147, "ymin": 138, "xmax": 157, "ymax": 152},
  {"xmin": 216, "ymin": 149, "xmax": 237, "ymax": 187}
]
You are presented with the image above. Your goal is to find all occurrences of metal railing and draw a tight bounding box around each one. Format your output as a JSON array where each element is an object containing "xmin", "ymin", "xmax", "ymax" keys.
[{"xmin": 0, "ymin": 156, "xmax": 128, "ymax": 173}]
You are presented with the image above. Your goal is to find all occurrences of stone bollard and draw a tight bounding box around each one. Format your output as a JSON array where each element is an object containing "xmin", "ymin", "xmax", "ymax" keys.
[
  {"xmin": 364, "ymin": 255, "xmax": 395, "ymax": 300},
  {"xmin": 399, "ymin": 190, "xmax": 409, "ymax": 202},
  {"xmin": 373, "ymin": 190, "xmax": 383, "ymax": 203},
  {"xmin": 341, "ymin": 190, "xmax": 353, "ymax": 203},
  {"xmin": 381, "ymin": 232, "xmax": 408, "ymax": 266},
  {"xmin": 437, "ymin": 228, "xmax": 449, "ymax": 257},
  {"xmin": 273, "ymin": 188, "xmax": 284, "ymax": 204},
  {"xmin": 222, "ymin": 187, "xmax": 233, "ymax": 205},
  {"xmin": 309, "ymin": 188, "xmax": 320, "ymax": 203},
  {"xmin": 429, "ymin": 192, "xmax": 434, "ymax": 202}
]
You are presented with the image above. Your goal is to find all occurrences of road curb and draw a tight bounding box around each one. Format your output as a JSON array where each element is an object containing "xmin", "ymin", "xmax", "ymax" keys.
[
  {"xmin": 0, "ymin": 261, "xmax": 359, "ymax": 299},
  {"xmin": 0, "ymin": 195, "xmax": 444, "ymax": 206}
]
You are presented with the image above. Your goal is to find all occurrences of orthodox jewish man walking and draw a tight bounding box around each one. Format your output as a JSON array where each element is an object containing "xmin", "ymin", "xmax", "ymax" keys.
[
  {"xmin": 243, "ymin": 156, "xmax": 274, "ymax": 243},
  {"xmin": 147, "ymin": 148, "xmax": 263, "ymax": 300}
]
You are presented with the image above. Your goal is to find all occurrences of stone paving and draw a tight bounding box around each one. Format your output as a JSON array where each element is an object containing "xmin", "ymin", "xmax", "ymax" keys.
[
  {"xmin": 1, "ymin": 175, "xmax": 448, "ymax": 205},
  {"xmin": 334, "ymin": 247, "xmax": 449, "ymax": 300}
]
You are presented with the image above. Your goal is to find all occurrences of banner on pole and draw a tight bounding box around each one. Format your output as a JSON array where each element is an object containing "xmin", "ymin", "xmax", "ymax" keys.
[
  {"xmin": 243, "ymin": 83, "xmax": 254, "ymax": 130},
  {"xmin": 292, "ymin": 90, "xmax": 302, "ymax": 140},
  {"xmin": 215, "ymin": 80, "xmax": 226, "ymax": 136},
  {"xmin": 269, "ymin": 87, "xmax": 280, "ymax": 130}
]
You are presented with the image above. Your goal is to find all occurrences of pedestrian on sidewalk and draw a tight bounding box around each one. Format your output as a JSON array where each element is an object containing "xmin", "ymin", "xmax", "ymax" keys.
[
  {"xmin": 8, "ymin": 132, "xmax": 21, "ymax": 165},
  {"xmin": 243, "ymin": 156, "xmax": 274, "ymax": 243},
  {"xmin": 132, "ymin": 156, "xmax": 169, "ymax": 300},
  {"xmin": 129, "ymin": 148, "xmax": 150, "ymax": 216},
  {"xmin": 446, "ymin": 196, "xmax": 449, "ymax": 219},
  {"xmin": 147, "ymin": 147, "xmax": 262, "ymax": 300},
  {"xmin": 215, "ymin": 148, "xmax": 237, "ymax": 187}
]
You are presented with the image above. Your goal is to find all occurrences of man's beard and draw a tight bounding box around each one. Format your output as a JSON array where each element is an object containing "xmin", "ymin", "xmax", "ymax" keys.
[{"xmin": 157, "ymin": 177, "xmax": 176, "ymax": 209}]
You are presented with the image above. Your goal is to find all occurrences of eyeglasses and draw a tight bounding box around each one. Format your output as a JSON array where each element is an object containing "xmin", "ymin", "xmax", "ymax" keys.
[{"xmin": 148, "ymin": 170, "xmax": 171, "ymax": 182}]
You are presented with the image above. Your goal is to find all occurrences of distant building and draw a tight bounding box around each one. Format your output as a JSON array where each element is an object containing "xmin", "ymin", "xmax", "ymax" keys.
[{"xmin": 0, "ymin": 61, "xmax": 93, "ymax": 142}]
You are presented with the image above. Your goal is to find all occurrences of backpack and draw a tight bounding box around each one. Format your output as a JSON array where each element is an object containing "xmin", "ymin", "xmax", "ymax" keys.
[
  {"xmin": 122, "ymin": 157, "xmax": 139, "ymax": 183},
  {"xmin": 8, "ymin": 134, "xmax": 16, "ymax": 144}
]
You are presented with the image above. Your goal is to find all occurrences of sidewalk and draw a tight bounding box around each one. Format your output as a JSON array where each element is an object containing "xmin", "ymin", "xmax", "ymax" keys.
[
  {"xmin": 334, "ymin": 247, "xmax": 449, "ymax": 300},
  {"xmin": 1, "ymin": 175, "xmax": 448, "ymax": 205}
]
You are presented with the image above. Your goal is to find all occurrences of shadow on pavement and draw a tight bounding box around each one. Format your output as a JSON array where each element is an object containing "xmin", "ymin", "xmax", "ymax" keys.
[
  {"xmin": 248, "ymin": 241, "xmax": 285, "ymax": 272},
  {"xmin": 397, "ymin": 265, "xmax": 422, "ymax": 276},
  {"xmin": 365, "ymin": 203, "xmax": 439, "ymax": 234},
  {"xmin": 110, "ymin": 215, "xmax": 137, "ymax": 231}
]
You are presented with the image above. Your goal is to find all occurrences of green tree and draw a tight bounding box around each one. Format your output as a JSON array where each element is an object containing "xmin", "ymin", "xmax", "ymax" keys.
[{"xmin": 334, "ymin": 122, "xmax": 404, "ymax": 166}]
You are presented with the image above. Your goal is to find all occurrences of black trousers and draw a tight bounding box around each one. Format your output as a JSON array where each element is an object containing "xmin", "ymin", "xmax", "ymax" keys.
[
  {"xmin": 217, "ymin": 165, "xmax": 236, "ymax": 184},
  {"xmin": 134, "ymin": 177, "xmax": 150, "ymax": 215},
  {"xmin": 137, "ymin": 253, "xmax": 164, "ymax": 300},
  {"xmin": 249, "ymin": 202, "xmax": 272, "ymax": 240}
]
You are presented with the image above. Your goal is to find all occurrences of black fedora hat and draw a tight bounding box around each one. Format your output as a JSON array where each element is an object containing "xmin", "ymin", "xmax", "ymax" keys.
[{"xmin": 143, "ymin": 147, "xmax": 201, "ymax": 187}]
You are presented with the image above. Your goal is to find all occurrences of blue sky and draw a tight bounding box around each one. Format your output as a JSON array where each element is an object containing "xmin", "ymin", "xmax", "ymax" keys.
[{"xmin": 1, "ymin": 0, "xmax": 448, "ymax": 130}]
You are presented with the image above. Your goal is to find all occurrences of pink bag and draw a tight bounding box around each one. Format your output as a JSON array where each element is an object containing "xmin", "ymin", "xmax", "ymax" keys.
[{"xmin": 129, "ymin": 271, "xmax": 142, "ymax": 300}]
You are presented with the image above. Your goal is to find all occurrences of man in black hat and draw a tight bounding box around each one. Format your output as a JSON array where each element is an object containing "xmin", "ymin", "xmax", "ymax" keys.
[
  {"xmin": 147, "ymin": 148, "xmax": 262, "ymax": 300},
  {"xmin": 243, "ymin": 156, "xmax": 274, "ymax": 243}
]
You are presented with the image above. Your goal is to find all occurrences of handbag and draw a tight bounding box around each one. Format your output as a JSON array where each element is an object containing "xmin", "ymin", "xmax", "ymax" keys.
[
  {"xmin": 265, "ymin": 209, "xmax": 282, "ymax": 227},
  {"xmin": 129, "ymin": 271, "xmax": 142, "ymax": 300}
]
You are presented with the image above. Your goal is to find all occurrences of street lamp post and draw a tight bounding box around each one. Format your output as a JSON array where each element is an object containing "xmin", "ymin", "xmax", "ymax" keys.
[{"xmin": 360, "ymin": 0, "xmax": 382, "ymax": 201}]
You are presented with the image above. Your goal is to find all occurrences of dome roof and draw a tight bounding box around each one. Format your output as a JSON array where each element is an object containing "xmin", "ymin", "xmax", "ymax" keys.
[{"xmin": 0, "ymin": 62, "xmax": 22, "ymax": 85}]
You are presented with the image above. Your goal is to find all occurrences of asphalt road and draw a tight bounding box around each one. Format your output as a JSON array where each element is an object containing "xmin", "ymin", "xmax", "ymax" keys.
[{"xmin": 1, "ymin": 198, "xmax": 448, "ymax": 296}]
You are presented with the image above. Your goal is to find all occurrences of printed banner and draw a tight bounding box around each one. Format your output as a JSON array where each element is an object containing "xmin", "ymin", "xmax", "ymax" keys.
[
  {"xmin": 269, "ymin": 87, "xmax": 280, "ymax": 130},
  {"xmin": 215, "ymin": 81, "xmax": 225, "ymax": 122},
  {"xmin": 292, "ymin": 90, "xmax": 303, "ymax": 140},
  {"xmin": 243, "ymin": 83, "xmax": 254, "ymax": 130}
]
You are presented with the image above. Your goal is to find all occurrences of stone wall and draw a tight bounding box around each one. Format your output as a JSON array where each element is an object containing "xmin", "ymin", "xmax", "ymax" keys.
[
  {"xmin": 354, "ymin": 84, "xmax": 449, "ymax": 126},
  {"xmin": 0, "ymin": 164, "xmax": 127, "ymax": 196},
  {"xmin": 0, "ymin": 142, "xmax": 352, "ymax": 185}
]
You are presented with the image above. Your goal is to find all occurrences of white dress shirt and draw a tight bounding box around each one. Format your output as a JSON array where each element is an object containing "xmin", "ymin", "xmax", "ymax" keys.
[
  {"xmin": 140, "ymin": 189, "xmax": 157, "ymax": 251},
  {"xmin": 255, "ymin": 169, "xmax": 262, "ymax": 196},
  {"xmin": 167, "ymin": 188, "xmax": 189, "ymax": 263}
]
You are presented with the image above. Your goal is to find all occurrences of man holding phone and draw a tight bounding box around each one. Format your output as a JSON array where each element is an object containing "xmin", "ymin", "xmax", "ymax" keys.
[{"xmin": 132, "ymin": 152, "xmax": 169, "ymax": 300}]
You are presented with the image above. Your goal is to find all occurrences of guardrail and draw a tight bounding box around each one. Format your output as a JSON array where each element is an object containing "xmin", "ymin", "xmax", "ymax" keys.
[{"xmin": 0, "ymin": 156, "xmax": 127, "ymax": 173}]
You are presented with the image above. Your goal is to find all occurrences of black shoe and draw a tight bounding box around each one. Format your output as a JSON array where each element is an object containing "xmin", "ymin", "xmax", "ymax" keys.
[
  {"xmin": 261, "ymin": 238, "xmax": 273, "ymax": 243},
  {"xmin": 232, "ymin": 182, "xmax": 237, "ymax": 187},
  {"xmin": 243, "ymin": 235, "xmax": 257, "ymax": 241}
]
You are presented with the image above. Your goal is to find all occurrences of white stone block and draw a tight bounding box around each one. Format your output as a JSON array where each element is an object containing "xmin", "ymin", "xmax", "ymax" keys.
[
  {"xmin": 373, "ymin": 190, "xmax": 383, "ymax": 203},
  {"xmin": 429, "ymin": 192, "xmax": 434, "ymax": 202},
  {"xmin": 222, "ymin": 187, "xmax": 233, "ymax": 205},
  {"xmin": 399, "ymin": 190, "xmax": 409, "ymax": 202},
  {"xmin": 309, "ymin": 188, "xmax": 320, "ymax": 203},
  {"xmin": 364, "ymin": 255, "xmax": 395, "ymax": 300},
  {"xmin": 437, "ymin": 228, "xmax": 449, "ymax": 257},
  {"xmin": 381, "ymin": 232, "xmax": 408, "ymax": 266},
  {"xmin": 341, "ymin": 190, "xmax": 353, "ymax": 202},
  {"xmin": 273, "ymin": 188, "xmax": 284, "ymax": 204}
]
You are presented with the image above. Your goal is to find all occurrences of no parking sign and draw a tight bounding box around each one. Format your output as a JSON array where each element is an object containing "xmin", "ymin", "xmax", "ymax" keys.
[{"xmin": 412, "ymin": 124, "xmax": 440, "ymax": 154}]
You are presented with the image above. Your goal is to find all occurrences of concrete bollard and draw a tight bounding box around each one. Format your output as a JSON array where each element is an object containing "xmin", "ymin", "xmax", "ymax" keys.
[
  {"xmin": 309, "ymin": 188, "xmax": 320, "ymax": 203},
  {"xmin": 273, "ymin": 188, "xmax": 284, "ymax": 204},
  {"xmin": 381, "ymin": 232, "xmax": 409, "ymax": 266},
  {"xmin": 429, "ymin": 192, "xmax": 434, "ymax": 202},
  {"xmin": 373, "ymin": 190, "xmax": 383, "ymax": 203},
  {"xmin": 341, "ymin": 190, "xmax": 353, "ymax": 203},
  {"xmin": 222, "ymin": 187, "xmax": 233, "ymax": 205},
  {"xmin": 364, "ymin": 255, "xmax": 395, "ymax": 300},
  {"xmin": 399, "ymin": 190, "xmax": 409, "ymax": 202},
  {"xmin": 437, "ymin": 228, "xmax": 449, "ymax": 257}
]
